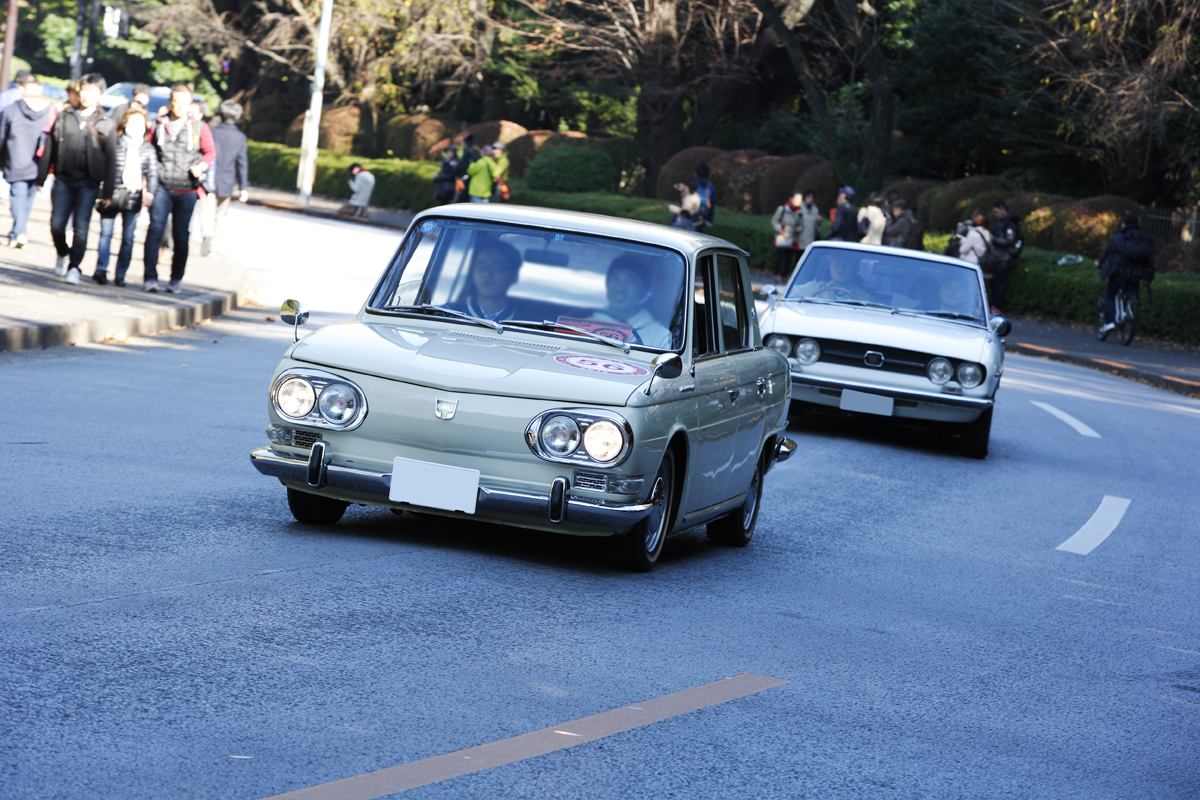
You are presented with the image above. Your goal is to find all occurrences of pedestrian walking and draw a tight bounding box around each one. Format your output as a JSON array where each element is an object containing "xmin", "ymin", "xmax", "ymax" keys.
[
  {"xmin": 143, "ymin": 84, "xmax": 215, "ymax": 293},
  {"xmin": 108, "ymin": 84, "xmax": 150, "ymax": 133},
  {"xmin": 346, "ymin": 163, "xmax": 375, "ymax": 217},
  {"xmin": 432, "ymin": 146, "xmax": 458, "ymax": 205},
  {"xmin": 884, "ymin": 200, "xmax": 916, "ymax": 248},
  {"xmin": 988, "ymin": 199, "xmax": 1023, "ymax": 313},
  {"xmin": 0, "ymin": 69, "xmax": 37, "ymax": 204},
  {"xmin": 37, "ymin": 73, "xmax": 116, "ymax": 285},
  {"xmin": 771, "ymin": 192, "xmax": 803, "ymax": 278},
  {"xmin": 857, "ymin": 192, "xmax": 887, "ymax": 245},
  {"xmin": 205, "ymin": 99, "xmax": 249, "ymax": 255},
  {"xmin": 829, "ymin": 186, "xmax": 859, "ymax": 242},
  {"xmin": 0, "ymin": 73, "xmax": 56, "ymax": 249},
  {"xmin": 92, "ymin": 108, "xmax": 156, "ymax": 286},
  {"xmin": 466, "ymin": 145, "xmax": 496, "ymax": 203}
]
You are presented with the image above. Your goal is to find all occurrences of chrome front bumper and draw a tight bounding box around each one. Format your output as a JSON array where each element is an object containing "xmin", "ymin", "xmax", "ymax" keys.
[
  {"xmin": 790, "ymin": 372, "xmax": 993, "ymax": 411},
  {"xmin": 250, "ymin": 446, "xmax": 655, "ymax": 530}
]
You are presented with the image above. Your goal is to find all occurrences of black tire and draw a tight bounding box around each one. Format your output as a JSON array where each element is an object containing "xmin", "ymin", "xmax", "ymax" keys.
[
  {"xmin": 707, "ymin": 455, "xmax": 763, "ymax": 547},
  {"xmin": 1118, "ymin": 293, "xmax": 1137, "ymax": 345},
  {"xmin": 959, "ymin": 406, "xmax": 993, "ymax": 459},
  {"xmin": 613, "ymin": 451, "xmax": 675, "ymax": 572},
  {"xmin": 1095, "ymin": 299, "xmax": 1109, "ymax": 341},
  {"xmin": 287, "ymin": 487, "xmax": 349, "ymax": 524}
]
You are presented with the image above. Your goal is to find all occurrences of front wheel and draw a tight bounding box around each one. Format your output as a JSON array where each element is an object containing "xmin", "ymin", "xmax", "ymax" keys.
[
  {"xmin": 707, "ymin": 456, "xmax": 763, "ymax": 547},
  {"xmin": 1094, "ymin": 299, "xmax": 1109, "ymax": 341},
  {"xmin": 612, "ymin": 451, "xmax": 675, "ymax": 572},
  {"xmin": 287, "ymin": 487, "xmax": 349, "ymax": 524},
  {"xmin": 959, "ymin": 407, "xmax": 993, "ymax": 459},
  {"xmin": 1117, "ymin": 292, "xmax": 1137, "ymax": 345}
]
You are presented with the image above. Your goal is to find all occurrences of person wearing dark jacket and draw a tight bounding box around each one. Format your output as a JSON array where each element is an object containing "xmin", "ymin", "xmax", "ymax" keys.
[
  {"xmin": 207, "ymin": 99, "xmax": 249, "ymax": 257},
  {"xmin": 829, "ymin": 186, "xmax": 859, "ymax": 241},
  {"xmin": 143, "ymin": 84, "xmax": 216, "ymax": 293},
  {"xmin": 37, "ymin": 73, "xmax": 116, "ymax": 285},
  {"xmin": 0, "ymin": 74, "xmax": 55, "ymax": 248},
  {"xmin": 1095, "ymin": 214, "xmax": 1153, "ymax": 333},
  {"xmin": 92, "ymin": 108, "xmax": 157, "ymax": 286},
  {"xmin": 988, "ymin": 200, "xmax": 1023, "ymax": 312},
  {"xmin": 432, "ymin": 147, "xmax": 458, "ymax": 204},
  {"xmin": 451, "ymin": 135, "xmax": 479, "ymax": 203}
]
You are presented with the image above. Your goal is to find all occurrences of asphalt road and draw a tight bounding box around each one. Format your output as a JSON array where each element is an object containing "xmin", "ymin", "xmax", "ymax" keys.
[{"xmin": 2, "ymin": 207, "xmax": 1198, "ymax": 799}]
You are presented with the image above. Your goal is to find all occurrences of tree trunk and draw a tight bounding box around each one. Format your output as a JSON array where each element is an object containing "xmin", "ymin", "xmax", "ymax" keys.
[
  {"xmin": 860, "ymin": 36, "xmax": 894, "ymax": 190},
  {"xmin": 637, "ymin": 0, "xmax": 685, "ymax": 197}
]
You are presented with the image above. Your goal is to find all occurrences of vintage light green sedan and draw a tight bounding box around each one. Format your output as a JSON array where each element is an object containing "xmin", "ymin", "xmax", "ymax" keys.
[{"xmin": 250, "ymin": 204, "xmax": 796, "ymax": 570}]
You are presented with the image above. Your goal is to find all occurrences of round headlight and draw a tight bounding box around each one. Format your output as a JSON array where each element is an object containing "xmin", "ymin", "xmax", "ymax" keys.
[
  {"xmin": 956, "ymin": 362, "xmax": 984, "ymax": 388},
  {"xmin": 583, "ymin": 420, "xmax": 624, "ymax": 462},
  {"xmin": 277, "ymin": 377, "xmax": 316, "ymax": 418},
  {"xmin": 794, "ymin": 338, "xmax": 821, "ymax": 366},
  {"xmin": 766, "ymin": 335, "xmax": 791, "ymax": 356},
  {"xmin": 926, "ymin": 357, "xmax": 953, "ymax": 385},
  {"xmin": 318, "ymin": 383, "xmax": 358, "ymax": 424},
  {"xmin": 540, "ymin": 415, "xmax": 580, "ymax": 455}
]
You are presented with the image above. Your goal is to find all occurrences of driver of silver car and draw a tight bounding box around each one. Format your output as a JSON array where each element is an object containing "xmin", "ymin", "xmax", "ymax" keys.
[
  {"xmin": 794, "ymin": 254, "xmax": 868, "ymax": 300},
  {"xmin": 593, "ymin": 254, "xmax": 673, "ymax": 349}
]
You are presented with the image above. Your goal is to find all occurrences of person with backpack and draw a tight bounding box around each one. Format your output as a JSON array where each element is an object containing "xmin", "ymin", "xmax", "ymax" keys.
[
  {"xmin": 989, "ymin": 199, "xmax": 1023, "ymax": 313},
  {"xmin": 1095, "ymin": 214, "xmax": 1153, "ymax": 334},
  {"xmin": 38, "ymin": 73, "xmax": 116, "ymax": 285},
  {"xmin": 694, "ymin": 162, "xmax": 715, "ymax": 227},
  {"xmin": 0, "ymin": 73, "xmax": 55, "ymax": 249},
  {"xmin": 884, "ymin": 200, "xmax": 917, "ymax": 248},
  {"xmin": 829, "ymin": 186, "xmax": 859, "ymax": 241},
  {"xmin": 857, "ymin": 192, "xmax": 887, "ymax": 245},
  {"xmin": 956, "ymin": 209, "xmax": 1003, "ymax": 277}
]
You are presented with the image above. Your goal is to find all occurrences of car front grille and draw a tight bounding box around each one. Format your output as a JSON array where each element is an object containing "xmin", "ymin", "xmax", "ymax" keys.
[
  {"xmin": 817, "ymin": 338, "xmax": 934, "ymax": 376},
  {"xmin": 573, "ymin": 471, "xmax": 608, "ymax": 491},
  {"xmin": 291, "ymin": 429, "xmax": 323, "ymax": 450}
]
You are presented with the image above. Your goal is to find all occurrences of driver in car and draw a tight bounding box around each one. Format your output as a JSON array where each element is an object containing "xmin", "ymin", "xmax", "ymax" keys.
[
  {"xmin": 593, "ymin": 254, "xmax": 673, "ymax": 349},
  {"xmin": 936, "ymin": 271, "xmax": 983, "ymax": 318},
  {"xmin": 794, "ymin": 254, "xmax": 870, "ymax": 300},
  {"xmin": 446, "ymin": 241, "xmax": 525, "ymax": 321}
]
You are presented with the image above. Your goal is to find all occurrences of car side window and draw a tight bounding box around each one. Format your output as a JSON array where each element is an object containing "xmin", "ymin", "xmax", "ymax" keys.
[
  {"xmin": 693, "ymin": 255, "xmax": 717, "ymax": 358},
  {"xmin": 714, "ymin": 253, "xmax": 749, "ymax": 352}
]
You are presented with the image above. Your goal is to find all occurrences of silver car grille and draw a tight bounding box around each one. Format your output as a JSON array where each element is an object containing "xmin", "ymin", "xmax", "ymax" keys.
[
  {"xmin": 573, "ymin": 471, "xmax": 608, "ymax": 491},
  {"xmin": 292, "ymin": 429, "xmax": 323, "ymax": 450}
]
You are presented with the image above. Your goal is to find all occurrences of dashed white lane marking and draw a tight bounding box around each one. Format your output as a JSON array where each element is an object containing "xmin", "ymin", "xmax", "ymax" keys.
[
  {"xmin": 1031, "ymin": 401, "xmax": 1101, "ymax": 437},
  {"xmin": 1057, "ymin": 496, "xmax": 1131, "ymax": 555}
]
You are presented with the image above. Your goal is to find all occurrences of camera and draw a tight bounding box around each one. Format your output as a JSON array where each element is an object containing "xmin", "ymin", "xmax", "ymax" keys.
[{"xmin": 955, "ymin": 220, "xmax": 972, "ymax": 238}]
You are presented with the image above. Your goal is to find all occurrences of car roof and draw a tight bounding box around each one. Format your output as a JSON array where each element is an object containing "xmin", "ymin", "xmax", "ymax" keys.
[
  {"xmin": 806, "ymin": 240, "xmax": 983, "ymax": 273},
  {"xmin": 415, "ymin": 203, "xmax": 747, "ymax": 257}
]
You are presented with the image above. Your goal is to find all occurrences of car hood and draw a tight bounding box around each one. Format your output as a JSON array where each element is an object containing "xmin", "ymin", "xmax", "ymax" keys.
[
  {"xmin": 288, "ymin": 320, "xmax": 654, "ymax": 405},
  {"xmin": 764, "ymin": 301, "xmax": 992, "ymax": 361}
]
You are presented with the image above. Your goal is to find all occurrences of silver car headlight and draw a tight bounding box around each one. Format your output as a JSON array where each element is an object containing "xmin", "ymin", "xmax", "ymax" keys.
[
  {"xmin": 927, "ymin": 357, "xmax": 953, "ymax": 385},
  {"xmin": 277, "ymin": 377, "xmax": 316, "ymax": 418},
  {"xmin": 540, "ymin": 415, "xmax": 581, "ymax": 455},
  {"xmin": 956, "ymin": 362, "xmax": 984, "ymax": 388},
  {"xmin": 318, "ymin": 383, "xmax": 358, "ymax": 424},
  {"xmin": 794, "ymin": 338, "xmax": 821, "ymax": 365},
  {"xmin": 766, "ymin": 335, "xmax": 791, "ymax": 356},
  {"xmin": 583, "ymin": 420, "xmax": 624, "ymax": 462}
]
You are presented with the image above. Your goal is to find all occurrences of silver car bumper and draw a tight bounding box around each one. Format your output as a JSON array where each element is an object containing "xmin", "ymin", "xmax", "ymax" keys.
[
  {"xmin": 790, "ymin": 372, "xmax": 993, "ymax": 412},
  {"xmin": 250, "ymin": 446, "xmax": 655, "ymax": 530}
]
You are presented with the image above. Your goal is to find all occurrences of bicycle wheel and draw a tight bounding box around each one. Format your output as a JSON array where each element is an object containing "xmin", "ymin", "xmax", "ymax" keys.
[
  {"xmin": 1117, "ymin": 291, "xmax": 1137, "ymax": 345},
  {"xmin": 1095, "ymin": 299, "xmax": 1109, "ymax": 341}
]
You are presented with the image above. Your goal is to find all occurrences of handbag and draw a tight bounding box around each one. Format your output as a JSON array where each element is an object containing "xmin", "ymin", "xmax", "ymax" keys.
[{"xmin": 774, "ymin": 233, "xmax": 794, "ymax": 248}]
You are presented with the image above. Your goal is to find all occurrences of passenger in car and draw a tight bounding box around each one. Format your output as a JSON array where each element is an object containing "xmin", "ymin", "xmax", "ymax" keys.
[
  {"xmin": 446, "ymin": 241, "xmax": 526, "ymax": 321},
  {"xmin": 593, "ymin": 254, "xmax": 673, "ymax": 349}
]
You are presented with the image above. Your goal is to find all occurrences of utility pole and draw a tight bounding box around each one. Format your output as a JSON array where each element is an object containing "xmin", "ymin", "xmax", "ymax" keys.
[
  {"xmin": 296, "ymin": 0, "xmax": 334, "ymax": 205},
  {"xmin": 0, "ymin": 0, "xmax": 18, "ymax": 91},
  {"xmin": 70, "ymin": 0, "xmax": 87, "ymax": 80}
]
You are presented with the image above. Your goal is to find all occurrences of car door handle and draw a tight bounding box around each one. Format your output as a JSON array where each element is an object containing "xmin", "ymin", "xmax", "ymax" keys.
[
  {"xmin": 756, "ymin": 378, "xmax": 767, "ymax": 394},
  {"xmin": 728, "ymin": 388, "xmax": 740, "ymax": 402}
]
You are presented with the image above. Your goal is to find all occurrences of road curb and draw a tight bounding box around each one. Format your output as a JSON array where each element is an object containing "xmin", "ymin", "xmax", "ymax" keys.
[
  {"xmin": 0, "ymin": 287, "xmax": 242, "ymax": 352},
  {"xmin": 1007, "ymin": 341, "xmax": 1200, "ymax": 399},
  {"xmin": 245, "ymin": 198, "xmax": 410, "ymax": 231}
]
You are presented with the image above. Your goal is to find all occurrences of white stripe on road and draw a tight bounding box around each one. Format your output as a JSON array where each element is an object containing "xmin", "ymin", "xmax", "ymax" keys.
[
  {"xmin": 1031, "ymin": 401, "xmax": 1101, "ymax": 437},
  {"xmin": 1056, "ymin": 496, "xmax": 1131, "ymax": 555}
]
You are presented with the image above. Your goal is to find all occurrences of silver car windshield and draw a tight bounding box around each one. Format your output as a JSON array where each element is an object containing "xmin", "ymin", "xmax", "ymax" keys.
[
  {"xmin": 786, "ymin": 248, "xmax": 986, "ymax": 322},
  {"xmin": 370, "ymin": 218, "xmax": 687, "ymax": 351}
]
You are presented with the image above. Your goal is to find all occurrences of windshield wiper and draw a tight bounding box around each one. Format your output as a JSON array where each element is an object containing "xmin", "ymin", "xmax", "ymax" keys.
[
  {"xmin": 506, "ymin": 319, "xmax": 632, "ymax": 353},
  {"xmin": 799, "ymin": 297, "xmax": 891, "ymax": 310},
  {"xmin": 918, "ymin": 310, "xmax": 984, "ymax": 323},
  {"xmin": 379, "ymin": 303, "xmax": 503, "ymax": 333}
]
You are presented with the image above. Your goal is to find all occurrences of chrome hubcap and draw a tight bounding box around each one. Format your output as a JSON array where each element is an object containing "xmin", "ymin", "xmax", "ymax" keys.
[
  {"xmin": 643, "ymin": 475, "xmax": 667, "ymax": 553},
  {"xmin": 742, "ymin": 467, "xmax": 760, "ymax": 529}
]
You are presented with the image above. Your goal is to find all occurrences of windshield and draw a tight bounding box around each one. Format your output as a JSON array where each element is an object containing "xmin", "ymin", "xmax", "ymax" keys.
[
  {"xmin": 369, "ymin": 218, "xmax": 687, "ymax": 350},
  {"xmin": 785, "ymin": 247, "xmax": 986, "ymax": 322}
]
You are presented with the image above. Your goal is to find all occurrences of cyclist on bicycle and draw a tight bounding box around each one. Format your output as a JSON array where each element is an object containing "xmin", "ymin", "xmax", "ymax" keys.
[{"xmin": 1095, "ymin": 214, "xmax": 1153, "ymax": 335}]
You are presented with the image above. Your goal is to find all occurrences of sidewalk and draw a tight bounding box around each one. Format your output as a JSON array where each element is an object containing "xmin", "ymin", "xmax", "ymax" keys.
[
  {"xmin": 246, "ymin": 184, "xmax": 415, "ymax": 231},
  {"xmin": 0, "ymin": 188, "xmax": 246, "ymax": 351}
]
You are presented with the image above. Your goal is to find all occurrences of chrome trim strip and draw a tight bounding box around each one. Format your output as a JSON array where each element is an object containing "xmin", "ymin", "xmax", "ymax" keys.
[
  {"xmin": 682, "ymin": 494, "xmax": 746, "ymax": 524},
  {"xmin": 790, "ymin": 372, "xmax": 993, "ymax": 410}
]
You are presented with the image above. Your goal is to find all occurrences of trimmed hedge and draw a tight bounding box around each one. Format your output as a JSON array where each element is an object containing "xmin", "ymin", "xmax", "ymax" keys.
[
  {"xmin": 1052, "ymin": 195, "xmax": 1143, "ymax": 255},
  {"xmin": 525, "ymin": 145, "xmax": 617, "ymax": 193},
  {"xmin": 706, "ymin": 149, "xmax": 766, "ymax": 211},
  {"xmin": 725, "ymin": 156, "xmax": 779, "ymax": 214},
  {"xmin": 656, "ymin": 146, "xmax": 724, "ymax": 199},
  {"xmin": 924, "ymin": 176, "xmax": 1016, "ymax": 231},
  {"xmin": 759, "ymin": 154, "xmax": 826, "ymax": 215},
  {"xmin": 247, "ymin": 142, "xmax": 441, "ymax": 211}
]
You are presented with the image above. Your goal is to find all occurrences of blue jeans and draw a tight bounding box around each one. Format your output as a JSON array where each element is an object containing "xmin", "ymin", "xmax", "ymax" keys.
[
  {"xmin": 1103, "ymin": 277, "xmax": 1138, "ymax": 325},
  {"xmin": 144, "ymin": 190, "xmax": 198, "ymax": 282},
  {"xmin": 469, "ymin": 196, "xmax": 490, "ymax": 203},
  {"xmin": 96, "ymin": 209, "xmax": 141, "ymax": 279},
  {"xmin": 50, "ymin": 178, "xmax": 100, "ymax": 269},
  {"xmin": 8, "ymin": 180, "xmax": 36, "ymax": 238}
]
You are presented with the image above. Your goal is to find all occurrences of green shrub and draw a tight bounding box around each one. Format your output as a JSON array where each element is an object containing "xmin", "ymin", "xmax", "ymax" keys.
[
  {"xmin": 525, "ymin": 145, "xmax": 617, "ymax": 193},
  {"xmin": 247, "ymin": 142, "xmax": 441, "ymax": 211},
  {"xmin": 884, "ymin": 179, "xmax": 941, "ymax": 212},
  {"xmin": 706, "ymin": 149, "xmax": 766, "ymax": 211},
  {"xmin": 927, "ymin": 176, "xmax": 1015, "ymax": 231},
  {"xmin": 283, "ymin": 106, "xmax": 362, "ymax": 154},
  {"xmin": 916, "ymin": 184, "xmax": 944, "ymax": 230},
  {"xmin": 796, "ymin": 160, "xmax": 839, "ymax": 216},
  {"xmin": 1023, "ymin": 203, "xmax": 1070, "ymax": 249},
  {"xmin": 1052, "ymin": 195, "xmax": 1144, "ymax": 256},
  {"xmin": 656, "ymin": 146, "xmax": 724, "ymax": 199},
  {"xmin": 725, "ymin": 156, "xmax": 779, "ymax": 214},
  {"xmin": 1006, "ymin": 192, "xmax": 1075, "ymax": 220},
  {"xmin": 758, "ymin": 154, "xmax": 826, "ymax": 215},
  {"xmin": 382, "ymin": 113, "xmax": 455, "ymax": 160},
  {"xmin": 505, "ymin": 130, "xmax": 556, "ymax": 179}
]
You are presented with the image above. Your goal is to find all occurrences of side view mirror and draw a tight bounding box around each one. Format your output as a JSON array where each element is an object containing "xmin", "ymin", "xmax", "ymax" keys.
[
  {"xmin": 761, "ymin": 283, "xmax": 777, "ymax": 299},
  {"xmin": 989, "ymin": 315, "xmax": 1011, "ymax": 337},
  {"xmin": 645, "ymin": 353, "xmax": 683, "ymax": 395},
  {"xmin": 280, "ymin": 299, "xmax": 310, "ymax": 342}
]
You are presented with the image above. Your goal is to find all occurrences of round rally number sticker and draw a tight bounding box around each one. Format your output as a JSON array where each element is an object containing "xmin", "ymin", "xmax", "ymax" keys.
[{"xmin": 555, "ymin": 355, "xmax": 649, "ymax": 377}]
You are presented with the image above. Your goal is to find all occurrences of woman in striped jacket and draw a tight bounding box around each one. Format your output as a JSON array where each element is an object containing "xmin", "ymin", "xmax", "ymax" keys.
[{"xmin": 92, "ymin": 108, "xmax": 158, "ymax": 287}]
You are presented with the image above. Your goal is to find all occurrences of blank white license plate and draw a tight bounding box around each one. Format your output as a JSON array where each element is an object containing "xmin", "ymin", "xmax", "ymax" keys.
[
  {"xmin": 840, "ymin": 389, "xmax": 894, "ymax": 416},
  {"xmin": 389, "ymin": 457, "xmax": 480, "ymax": 514}
]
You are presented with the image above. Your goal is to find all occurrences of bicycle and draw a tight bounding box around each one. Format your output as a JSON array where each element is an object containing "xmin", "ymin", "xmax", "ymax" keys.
[{"xmin": 1095, "ymin": 281, "xmax": 1138, "ymax": 345}]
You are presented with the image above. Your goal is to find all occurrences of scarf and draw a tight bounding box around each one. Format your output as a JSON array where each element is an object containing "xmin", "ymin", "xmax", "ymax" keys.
[{"xmin": 120, "ymin": 135, "xmax": 142, "ymax": 191}]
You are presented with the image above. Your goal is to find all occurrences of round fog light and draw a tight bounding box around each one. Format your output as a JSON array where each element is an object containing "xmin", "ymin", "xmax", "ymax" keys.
[
  {"xmin": 926, "ymin": 357, "xmax": 953, "ymax": 385},
  {"xmin": 318, "ymin": 383, "xmax": 358, "ymax": 424},
  {"xmin": 583, "ymin": 420, "xmax": 624, "ymax": 462},
  {"xmin": 956, "ymin": 362, "xmax": 984, "ymax": 388},
  {"xmin": 794, "ymin": 338, "xmax": 821, "ymax": 365},
  {"xmin": 277, "ymin": 377, "xmax": 316, "ymax": 418},
  {"xmin": 540, "ymin": 415, "xmax": 580, "ymax": 455}
]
